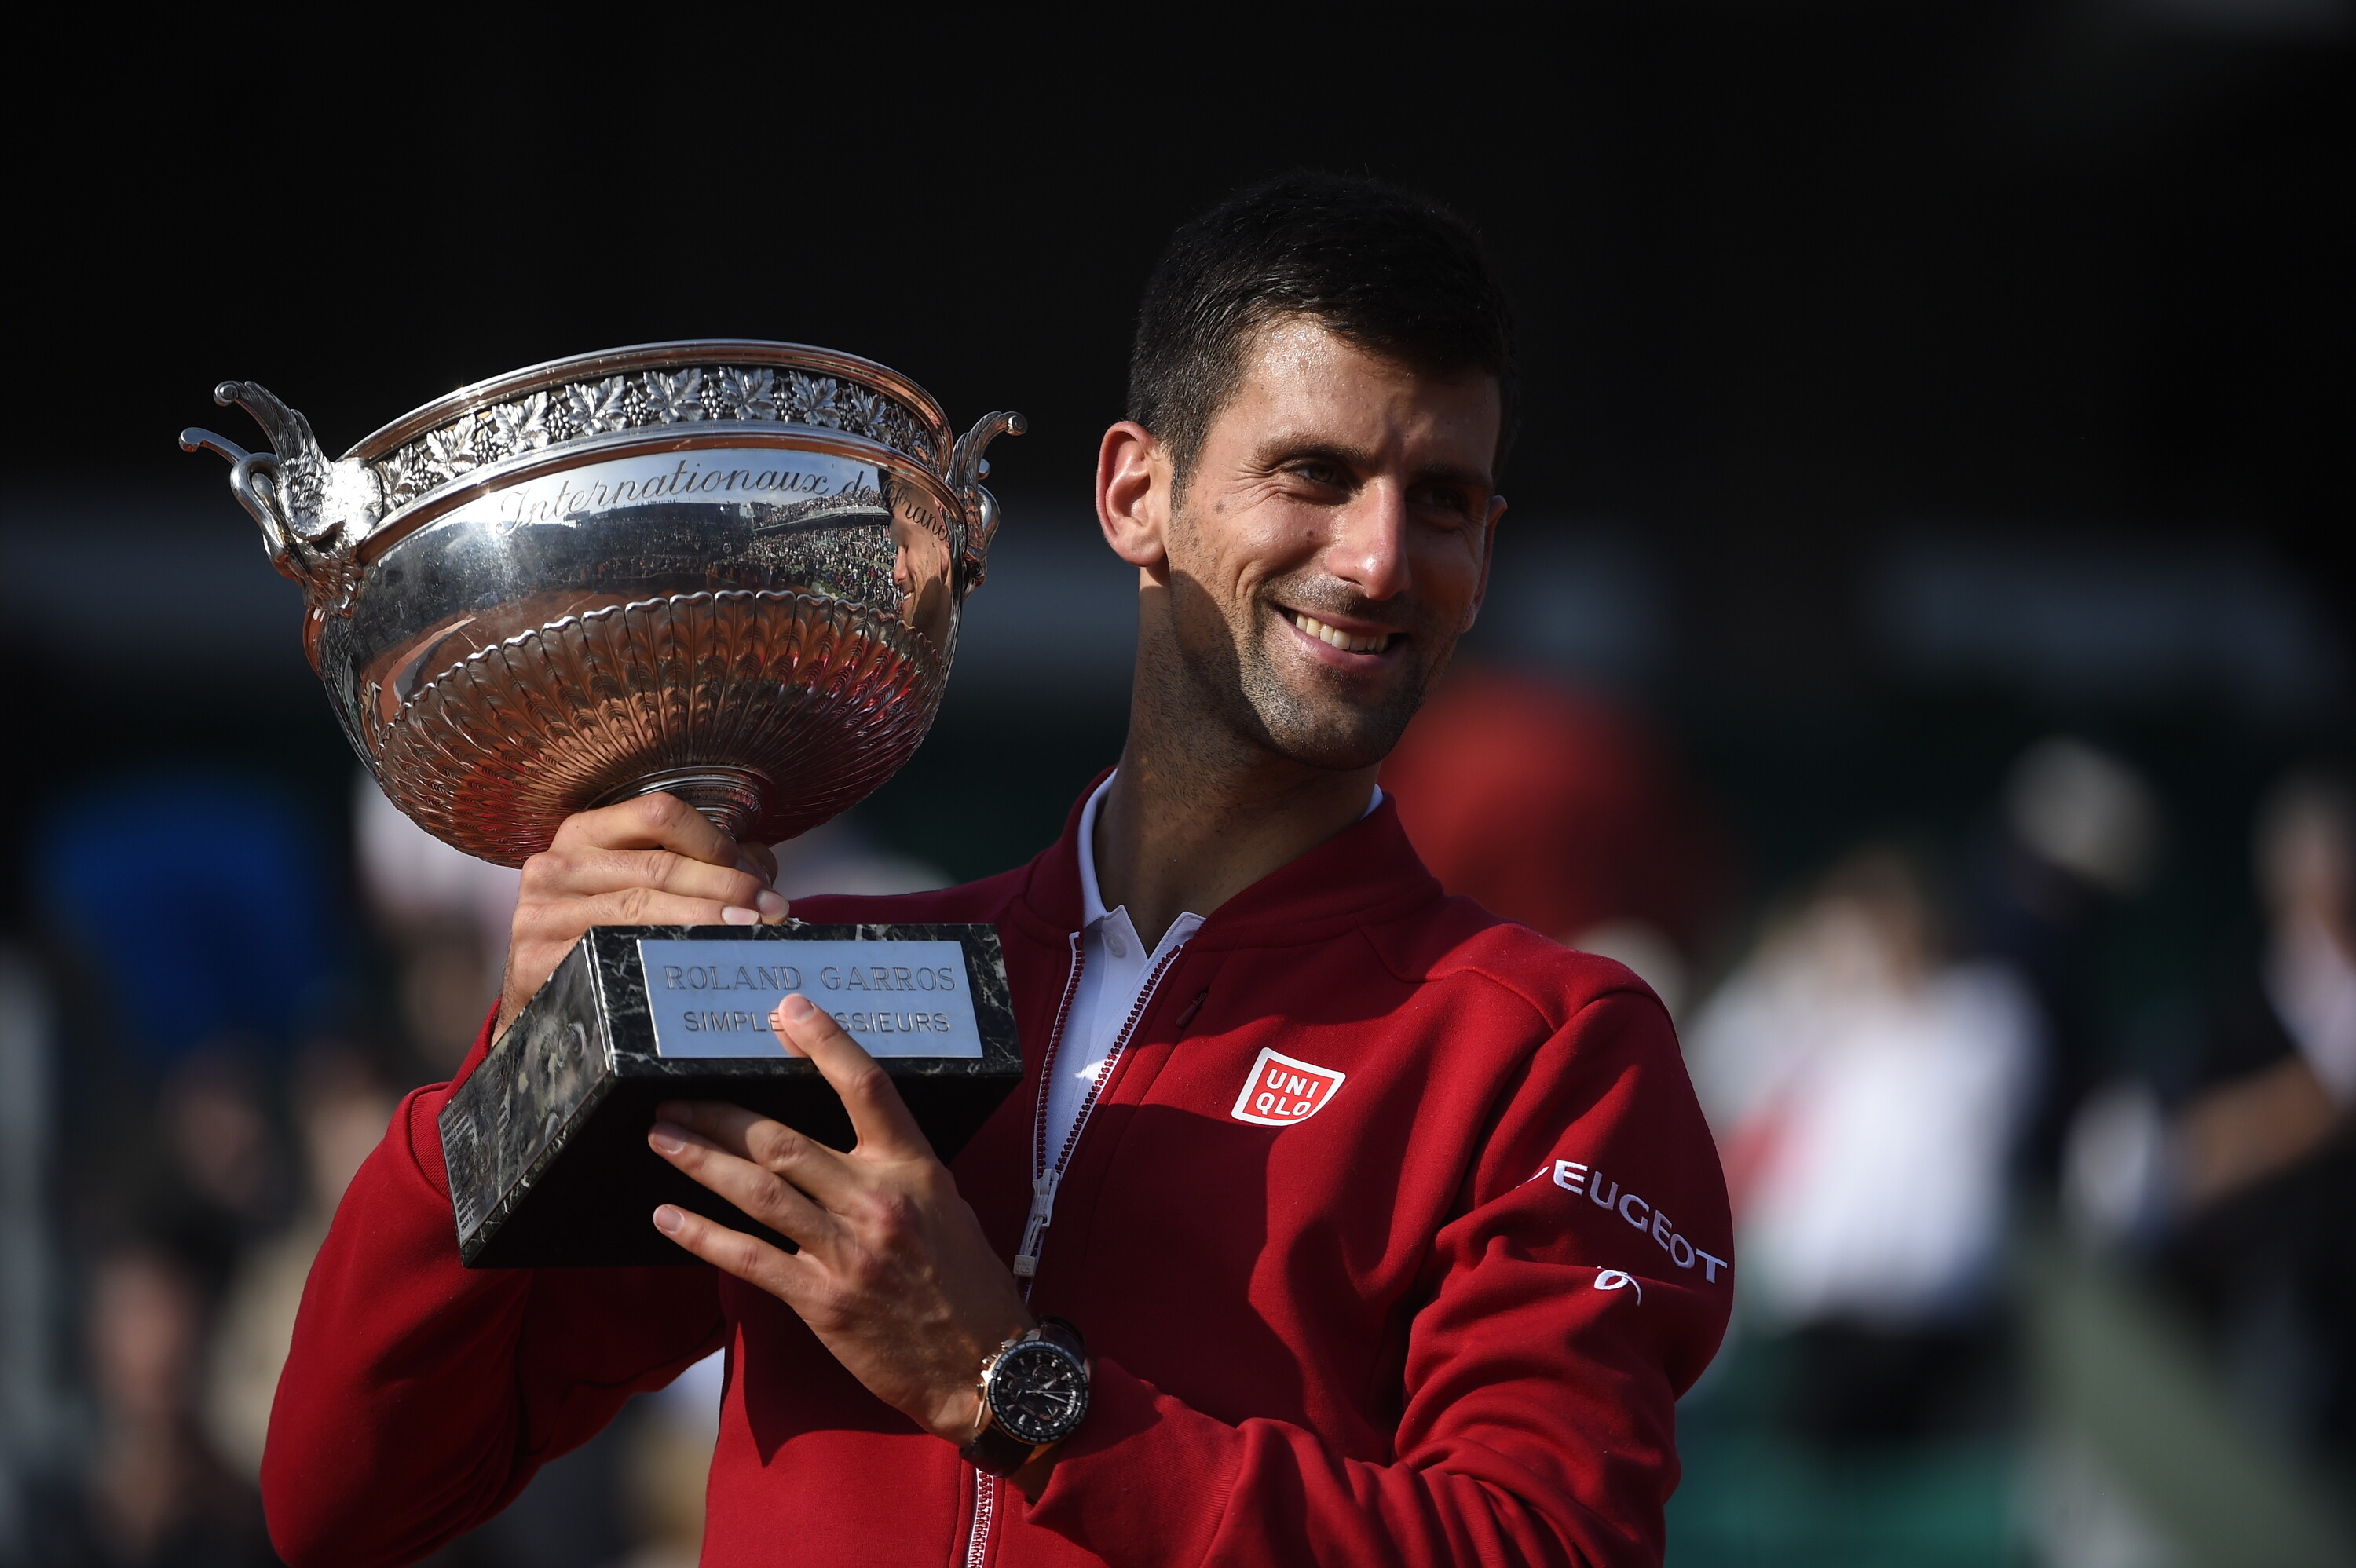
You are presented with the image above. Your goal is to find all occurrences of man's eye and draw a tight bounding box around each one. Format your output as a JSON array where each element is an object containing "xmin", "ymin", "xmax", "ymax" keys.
[
  {"xmin": 1290, "ymin": 461, "xmax": 1346, "ymax": 488},
  {"xmin": 1414, "ymin": 484, "xmax": 1472, "ymax": 517}
]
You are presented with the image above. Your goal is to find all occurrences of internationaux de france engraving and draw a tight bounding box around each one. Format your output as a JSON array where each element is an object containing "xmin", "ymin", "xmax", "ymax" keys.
[
  {"xmin": 638, "ymin": 938, "xmax": 984, "ymax": 1060},
  {"xmin": 452, "ymin": 449, "xmax": 896, "ymax": 535}
]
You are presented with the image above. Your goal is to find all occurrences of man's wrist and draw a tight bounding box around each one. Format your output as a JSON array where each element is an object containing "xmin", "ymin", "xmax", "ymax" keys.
[{"xmin": 933, "ymin": 1314, "xmax": 1034, "ymax": 1445}]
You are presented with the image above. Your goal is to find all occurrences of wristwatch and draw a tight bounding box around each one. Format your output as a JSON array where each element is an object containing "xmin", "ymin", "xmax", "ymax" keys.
[{"xmin": 959, "ymin": 1316, "xmax": 1090, "ymax": 1478}]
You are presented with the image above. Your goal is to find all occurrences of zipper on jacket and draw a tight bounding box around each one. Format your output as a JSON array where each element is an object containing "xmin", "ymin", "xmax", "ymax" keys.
[
  {"xmin": 1012, "ymin": 933, "xmax": 1087, "ymax": 1282},
  {"xmin": 965, "ymin": 930, "xmax": 1185, "ymax": 1568},
  {"xmin": 964, "ymin": 1467, "xmax": 996, "ymax": 1568},
  {"xmin": 1012, "ymin": 935, "xmax": 1184, "ymax": 1288}
]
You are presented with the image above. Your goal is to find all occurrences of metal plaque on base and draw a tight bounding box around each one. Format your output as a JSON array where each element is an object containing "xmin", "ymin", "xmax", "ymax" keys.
[{"xmin": 440, "ymin": 923, "xmax": 1021, "ymax": 1268}]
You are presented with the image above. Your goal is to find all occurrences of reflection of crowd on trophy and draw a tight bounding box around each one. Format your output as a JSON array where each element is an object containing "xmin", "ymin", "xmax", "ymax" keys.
[
  {"xmin": 0, "ymin": 777, "xmax": 942, "ymax": 1566},
  {"xmin": 753, "ymin": 523, "xmax": 898, "ymax": 622}
]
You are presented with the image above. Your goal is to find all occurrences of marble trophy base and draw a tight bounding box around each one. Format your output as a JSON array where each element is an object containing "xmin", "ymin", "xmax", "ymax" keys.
[{"xmin": 440, "ymin": 923, "xmax": 1022, "ymax": 1267}]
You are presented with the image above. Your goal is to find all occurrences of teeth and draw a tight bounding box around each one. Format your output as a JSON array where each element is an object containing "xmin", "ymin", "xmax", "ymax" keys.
[{"xmin": 1291, "ymin": 612, "xmax": 1390, "ymax": 654}]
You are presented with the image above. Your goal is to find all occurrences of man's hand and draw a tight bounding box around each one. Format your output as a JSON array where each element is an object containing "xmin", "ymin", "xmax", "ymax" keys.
[
  {"xmin": 645, "ymin": 994, "xmax": 1033, "ymax": 1446},
  {"xmin": 496, "ymin": 794, "xmax": 786, "ymax": 1035}
]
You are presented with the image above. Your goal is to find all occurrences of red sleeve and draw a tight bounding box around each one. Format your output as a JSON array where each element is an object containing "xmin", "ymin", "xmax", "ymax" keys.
[
  {"xmin": 1025, "ymin": 989, "xmax": 1732, "ymax": 1567},
  {"xmin": 260, "ymin": 1008, "xmax": 728, "ymax": 1568}
]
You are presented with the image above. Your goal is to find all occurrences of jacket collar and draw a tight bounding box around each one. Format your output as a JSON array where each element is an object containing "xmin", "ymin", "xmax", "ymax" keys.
[{"xmin": 1014, "ymin": 769, "xmax": 1442, "ymax": 952}]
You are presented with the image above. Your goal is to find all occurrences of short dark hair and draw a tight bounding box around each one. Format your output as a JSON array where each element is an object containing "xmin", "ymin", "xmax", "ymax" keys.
[{"xmin": 1128, "ymin": 173, "xmax": 1518, "ymax": 490}]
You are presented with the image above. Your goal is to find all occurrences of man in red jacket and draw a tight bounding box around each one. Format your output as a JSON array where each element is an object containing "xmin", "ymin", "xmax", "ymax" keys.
[{"xmin": 265, "ymin": 174, "xmax": 1732, "ymax": 1566}]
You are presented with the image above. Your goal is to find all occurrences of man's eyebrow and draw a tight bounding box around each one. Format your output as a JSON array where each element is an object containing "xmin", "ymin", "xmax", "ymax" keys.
[
  {"xmin": 1248, "ymin": 438, "xmax": 1494, "ymax": 493},
  {"xmin": 1407, "ymin": 459, "xmax": 1495, "ymax": 495},
  {"xmin": 1248, "ymin": 437, "xmax": 1380, "ymax": 474}
]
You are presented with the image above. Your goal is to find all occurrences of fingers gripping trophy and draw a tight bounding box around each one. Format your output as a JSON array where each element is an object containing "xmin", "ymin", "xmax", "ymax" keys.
[{"xmin": 185, "ymin": 343, "xmax": 1027, "ymax": 1266}]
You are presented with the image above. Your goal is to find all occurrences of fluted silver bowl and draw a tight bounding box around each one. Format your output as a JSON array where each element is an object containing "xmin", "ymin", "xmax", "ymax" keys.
[{"xmin": 184, "ymin": 342, "xmax": 1022, "ymax": 865}]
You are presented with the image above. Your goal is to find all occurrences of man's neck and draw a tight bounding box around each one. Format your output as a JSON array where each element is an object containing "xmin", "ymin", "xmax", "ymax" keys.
[{"xmin": 1092, "ymin": 724, "xmax": 1377, "ymax": 952}]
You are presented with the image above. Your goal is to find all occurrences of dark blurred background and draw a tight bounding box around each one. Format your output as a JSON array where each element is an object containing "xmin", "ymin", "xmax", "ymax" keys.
[{"xmin": 1, "ymin": 5, "xmax": 2349, "ymax": 1565}]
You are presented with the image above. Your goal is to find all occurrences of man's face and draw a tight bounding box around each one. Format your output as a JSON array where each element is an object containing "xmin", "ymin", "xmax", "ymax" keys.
[{"xmin": 1154, "ymin": 318, "xmax": 1505, "ymax": 771}]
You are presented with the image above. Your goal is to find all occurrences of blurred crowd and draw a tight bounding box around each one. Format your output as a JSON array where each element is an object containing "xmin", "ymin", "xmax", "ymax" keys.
[
  {"xmin": 1381, "ymin": 667, "xmax": 2355, "ymax": 1562},
  {"xmin": 0, "ymin": 775, "xmax": 941, "ymax": 1567},
  {"xmin": 2, "ymin": 665, "xmax": 2350, "ymax": 1566}
]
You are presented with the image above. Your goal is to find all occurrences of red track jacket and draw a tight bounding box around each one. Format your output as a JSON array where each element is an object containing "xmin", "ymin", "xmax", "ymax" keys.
[{"xmin": 264, "ymin": 789, "xmax": 1732, "ymax": 1566}]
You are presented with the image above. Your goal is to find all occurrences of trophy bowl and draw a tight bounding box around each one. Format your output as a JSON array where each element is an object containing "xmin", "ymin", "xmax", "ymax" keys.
[{"xmin": 183, "ymin": 341, "xmax": 1023, "ymax": 864}]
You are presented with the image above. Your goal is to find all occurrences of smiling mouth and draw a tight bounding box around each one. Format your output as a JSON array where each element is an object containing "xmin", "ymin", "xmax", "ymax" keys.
[{"xmin": 1288, "ymin": 610, "xmax": 1398, "ymax": 655}]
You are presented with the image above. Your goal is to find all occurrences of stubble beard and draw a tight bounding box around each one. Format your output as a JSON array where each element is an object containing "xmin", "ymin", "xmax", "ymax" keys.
[{"xmin": 1153, "ymin": 553, "xmax": 1455, "ymax": 777}]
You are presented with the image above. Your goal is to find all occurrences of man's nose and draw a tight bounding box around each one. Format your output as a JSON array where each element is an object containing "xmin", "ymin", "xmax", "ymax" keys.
[{"xmin": 1325, "ymin": 482, "xmax": 1411, "ymax": 601}]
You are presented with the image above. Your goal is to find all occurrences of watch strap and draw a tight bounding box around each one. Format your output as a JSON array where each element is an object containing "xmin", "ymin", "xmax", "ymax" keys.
[
  {"xmin": 1030, "ymin": 1316, "xmax": 1087, "ymax": 1361},
  {"xmin": 960, "ymin": 1419, "xmax": 1045, "ymax": 1478}
]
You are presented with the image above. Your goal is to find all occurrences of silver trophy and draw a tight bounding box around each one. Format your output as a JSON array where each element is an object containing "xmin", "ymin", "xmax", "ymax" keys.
[{"xmin": 185, "ymin": 342, "xmax": 1026, "ymax": 1266}]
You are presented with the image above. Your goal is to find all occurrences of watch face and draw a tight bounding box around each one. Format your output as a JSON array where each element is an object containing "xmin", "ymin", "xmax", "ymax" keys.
[{"xmin": 988, "ymin": 1340, "xmax": 1089, "ymax": 1445}]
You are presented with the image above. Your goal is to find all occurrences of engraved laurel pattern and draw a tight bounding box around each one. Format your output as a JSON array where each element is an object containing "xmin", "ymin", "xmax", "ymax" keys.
[
  {"xmin": 368, "ymin": 590, "xmax": 946, "ymax": 865},
  {"xmin": 374, "ymin": 369, "xmax": 938, "ymax": 513}
]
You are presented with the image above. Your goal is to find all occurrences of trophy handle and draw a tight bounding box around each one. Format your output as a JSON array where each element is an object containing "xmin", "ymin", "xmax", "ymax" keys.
[
  {"xmin": 179, "ymin": 426, "xmax": 305, "ymax": 582},
  {"xmin": 210, "ymin": 379, "xmax": 330, "ymax": 485},
  {"xmin": 182, "ymin": 379, "xmax": 385, "ymax": 602},
  {"xmin": 949, "ymin": 410, "xmax": 1025, "ymax": 594}
]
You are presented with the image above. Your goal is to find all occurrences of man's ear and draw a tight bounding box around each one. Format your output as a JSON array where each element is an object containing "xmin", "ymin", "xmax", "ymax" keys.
[
  {"xmin": 1461, "ymin": 494, "xmax": 1507, "ymax": 633},
  {"xmin": 1097, "ymin": 422, "xmax": 1171, "ymax": 572}
]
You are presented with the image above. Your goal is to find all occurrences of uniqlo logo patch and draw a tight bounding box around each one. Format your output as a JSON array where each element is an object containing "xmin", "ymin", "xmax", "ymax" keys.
[{"xmin": 1231, "ymin": 1047, "xmax": 1347, "ymax": 1126}]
